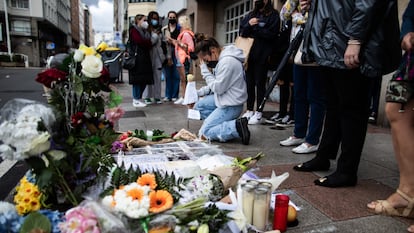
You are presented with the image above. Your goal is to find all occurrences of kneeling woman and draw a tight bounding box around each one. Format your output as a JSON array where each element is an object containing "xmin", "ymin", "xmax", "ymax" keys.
[{"xmin": 194, "ymin": 36, "xmax": 250, "ymax": 145}]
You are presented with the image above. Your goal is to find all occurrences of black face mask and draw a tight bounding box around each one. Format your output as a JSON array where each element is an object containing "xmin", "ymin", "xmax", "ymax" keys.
[
  {"xmin": 254, "ymin": 0, "xmax": 265, "ymax": 10},
  {"xmin": 206, "ymin": 61, "xmax": 218, "ymax": 69},
  {"xmin": 169, "ymin": 19, "xmax": 177, "ymax": 25}
]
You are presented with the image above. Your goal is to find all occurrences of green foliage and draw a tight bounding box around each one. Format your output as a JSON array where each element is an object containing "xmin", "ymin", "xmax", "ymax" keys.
[{"xmin": 19, "ymin": 212, "xmax": 51, "ymax": 233}]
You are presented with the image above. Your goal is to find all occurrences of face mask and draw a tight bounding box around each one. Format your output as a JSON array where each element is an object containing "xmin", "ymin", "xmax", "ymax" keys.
[
  {"xmin": 141, "ymin": 21, "xmax": 149, "ymax": 29},
  {"xmin": 254, "ymin": 0, "xmax": 265, "ymax": 9},
  {"xmin": 169, "ymin": 19, "xmax": 177, "ymax": 25},
  {"xmin": 151, "ymin": 19, "xmax": 158, "ymax": 27},
  {"xmin": 206, "ymin": 61, "xmax": 218, "ymax": 69}
]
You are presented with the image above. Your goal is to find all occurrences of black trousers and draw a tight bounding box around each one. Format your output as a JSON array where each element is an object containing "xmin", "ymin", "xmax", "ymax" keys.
[
  {"xmin": 246, "ymin": 62, "xmax": 268, "ymax": 111},
  {"xmin": 316, "ymin": 67, "xmax": 370, "ymax": 176}
]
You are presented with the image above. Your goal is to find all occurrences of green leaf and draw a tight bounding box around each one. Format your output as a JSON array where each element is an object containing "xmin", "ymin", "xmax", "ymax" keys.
[
  {"xmin": 19, "ymin": 212, "xmax": 51, "ymax": 233},
  {"xmin": 74, "ymin": 75, "xmax": 84, "ymax": 97},
  {"xmin": 108, "ymin": 91, "xmax": 123, "ymax": 108}
]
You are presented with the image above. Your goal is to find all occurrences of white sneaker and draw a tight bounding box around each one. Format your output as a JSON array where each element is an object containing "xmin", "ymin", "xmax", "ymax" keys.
[
  {"xmin": 248, "ymin": 111, "xmax": 263, "ymax": 125},
  {"xmin": 292, "ymin": 143, "xmax": 319, "ymax": 154},
  {"xmin": 242, "ymin": 110, "xmax": 254, "ymax": 119},
  {"xmin": 280, "ymin": 136, "xmax": 305, "ymax": 146},
  {"xmin": 174, "ymin": 97, "xmax": 184, "ymax": 105},
  {"xmin": 133, "ymin": 99, "xmax": 147, "ymax": 107}
]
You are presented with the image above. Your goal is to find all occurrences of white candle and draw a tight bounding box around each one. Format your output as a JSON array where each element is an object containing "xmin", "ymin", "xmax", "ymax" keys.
[
  {"xmin": 253, "ymin": 187, "xmax": 269, "ymax": 231},
  {"xmin": 242, "ymin": 183, "xmax": 255, "ymax": 224}
]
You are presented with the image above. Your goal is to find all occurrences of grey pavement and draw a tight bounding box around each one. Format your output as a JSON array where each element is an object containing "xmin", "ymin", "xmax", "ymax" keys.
[{"xmin": 115, "ymin": 70, "xmax": 412, "ymax": 233}]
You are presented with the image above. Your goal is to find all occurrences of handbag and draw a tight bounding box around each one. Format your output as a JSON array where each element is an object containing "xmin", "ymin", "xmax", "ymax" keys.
[
  {"xmin": 234, "ymin": 36, "xmax": 254, "ymax": 69},
  {"xmin": 122, "ymin": 45, "xmax": 137, "ymax": 70},
  {"xmin": 385, "ymin": 52, "xmax": 414, "ymax": 111},
  {"xmin": 293, "ymin": 40, "xmax": 318, "ymax": 66}
]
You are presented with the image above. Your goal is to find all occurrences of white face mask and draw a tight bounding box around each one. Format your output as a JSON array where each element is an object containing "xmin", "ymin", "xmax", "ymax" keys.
[{"xmin": 141, "ymin": 21, "xmax": 149, "ymax": 29}]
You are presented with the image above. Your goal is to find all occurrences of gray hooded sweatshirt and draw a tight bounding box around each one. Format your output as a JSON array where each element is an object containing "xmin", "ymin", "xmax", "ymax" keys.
[{"xmin": 200, "ymin": 45, "xmax": 247, "ymax": 108}]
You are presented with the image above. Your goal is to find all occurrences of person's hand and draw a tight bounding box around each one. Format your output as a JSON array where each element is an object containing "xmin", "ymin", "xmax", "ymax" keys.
[
  {"xmin": 249, "ymin": 17, "xmax": 259, "ymax": 26},
  {"xmin": 344, "ymin": 44, "xmax": 361, "ymax": 69},
  {"xmin": 401, "ymin": 32, "xmax": 414, "ymax": 52}
]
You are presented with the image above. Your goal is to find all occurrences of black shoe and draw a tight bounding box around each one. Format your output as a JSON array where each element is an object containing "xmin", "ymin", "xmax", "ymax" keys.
[
  {"xmin": 314, "ymin": 172, "xmax": 357, "ymax": 188},
  {"xmin": 236, "ymin": 117, "xmax": 250, "ymax": 145},
  {"xmin": 368, "ymin": 112, "xmax": 377, "ymax": 124},
  {"xmin": 293, "ymin": 157, "xmax": 330, "ymax": 172}
]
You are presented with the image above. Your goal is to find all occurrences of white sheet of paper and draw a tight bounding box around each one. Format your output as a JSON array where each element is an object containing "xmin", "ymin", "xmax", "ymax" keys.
[{"xmin": 188, "ymin": 109, "xmax": 201, "ymax": 120}]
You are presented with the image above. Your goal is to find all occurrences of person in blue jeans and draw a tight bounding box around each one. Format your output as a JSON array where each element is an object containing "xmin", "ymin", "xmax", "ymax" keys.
[
  {"xmin": 193, "ymin": 35, "xmax": 250, "ymax": 145},
  {"xmin": 161, "ymin": 11, "xmax": 181, "ymax": 101},
  {"xmin": 280, "ymin": 65, "xmax": 326, "ymax": 153}
]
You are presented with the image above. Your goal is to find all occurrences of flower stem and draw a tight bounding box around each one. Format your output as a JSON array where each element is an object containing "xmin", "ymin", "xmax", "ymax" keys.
[{"xmin": 48, "ymin": 155, "xmax": 79, "ymax": 206}]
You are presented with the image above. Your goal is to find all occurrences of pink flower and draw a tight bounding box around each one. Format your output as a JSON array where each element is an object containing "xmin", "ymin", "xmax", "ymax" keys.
[
  {"xmin": 59, "ymin": 206, "xmax": 100, "ymax": 233},
  {"xmin": 104, "ymin": 107, "xmax": 125, "ymax": 124}
]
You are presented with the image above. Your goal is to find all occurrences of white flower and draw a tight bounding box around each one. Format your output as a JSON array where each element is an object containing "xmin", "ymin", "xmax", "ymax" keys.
[
  {"xmin": 73, "ymin": 49, "xmax": 84, "ymax": 62},
  {"xmin": 25, "ymin": 132, "xmax": 51, "ymax": 156},
  {"xmin": 81, "ymin": 55, "xmax": 103, "ymax": 78},
  {"xmin": 102, "ymin": 182, "xmax": 151, "ymax": 219}
]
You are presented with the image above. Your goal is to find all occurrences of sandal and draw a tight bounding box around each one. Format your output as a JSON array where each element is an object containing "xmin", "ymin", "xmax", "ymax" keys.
[{"xmin": 367, "ymin": 189, "xmax": 414, "ymax": 218}]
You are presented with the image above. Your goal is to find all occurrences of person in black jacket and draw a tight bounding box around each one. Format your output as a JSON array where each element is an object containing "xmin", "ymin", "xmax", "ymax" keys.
[
  {"xmin": 293, "ymin": 0, "xmax": 401, "ymax": 187},
  {"xmin": 239, "ymin": 0, "xmax": 280, "ymax": 124},
  {"xmin": 367, "ymin": 1, "xmax": 414, "ymax": 231},
  {"xmin": 128, "ymin": 14, "xmax": 154, "ymax": 107}
]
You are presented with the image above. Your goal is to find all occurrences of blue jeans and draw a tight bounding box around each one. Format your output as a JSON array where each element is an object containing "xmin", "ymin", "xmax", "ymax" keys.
[
  {"xmin": 163, "ymin": 56, "xmax": 180, "ymax": 99},
  {"xmin": 194, "ymin": 94, "xmax": 243, "ymax": 142},
  {"xmin": 132, "ymin": 84, "xmax": 146, "ymax": 100},
  {"xmin": 293, "ymin": 65, "xmax": 326, "ymax": 145}
]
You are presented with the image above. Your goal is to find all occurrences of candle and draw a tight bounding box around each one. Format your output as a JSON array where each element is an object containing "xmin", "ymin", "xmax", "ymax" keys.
[
  {"xmin": 242, "ymin": 183, "xmax": 256, "ymax": 224},
  {"xmin": 273, "ymin": 194, "xmax": 289, "ymax": 232},
  {"xmin": 253, "ymin": 187, "xmax": 269, "ymax": 231}
]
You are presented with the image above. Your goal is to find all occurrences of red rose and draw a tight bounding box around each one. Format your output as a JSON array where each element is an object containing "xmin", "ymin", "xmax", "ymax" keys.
[
  {"xmin": 35, "ymin": 68, "xmax": 68, "ymax": 88},
  {"xmin": 71, "ymin": 112, "xmax": 85, "ymax": 127}
]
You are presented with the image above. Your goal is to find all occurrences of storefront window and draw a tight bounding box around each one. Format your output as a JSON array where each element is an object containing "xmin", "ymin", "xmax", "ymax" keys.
[{"xmin": 224, "ymin": 0, "xmax": 252, "ymax": 44}]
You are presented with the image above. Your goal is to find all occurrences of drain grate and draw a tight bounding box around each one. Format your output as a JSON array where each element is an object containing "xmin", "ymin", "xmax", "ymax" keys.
[{"xmin": 122, "ymin": 110, "xmax": 146, "ymax": 118}]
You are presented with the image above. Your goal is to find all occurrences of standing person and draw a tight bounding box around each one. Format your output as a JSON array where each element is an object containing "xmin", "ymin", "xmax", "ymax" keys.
[
  {"xmin": 128, "ymin": 14, "xmax": 153, "ymax": 108},
  {"xmin": 193, "ymin": 36, "xmax": 250, "ymax": 145},
  {"xmin": 167, "ymin": 15, "xmax": 195, "ymax": 105},
  {"xmin": 143, "ymin": 11, "xmax": 165, "ymax": 105},
  {"xmin": 278, "ymin": 0, "xmax": 326, "ymax": 154},
  {"xmin": 162, "ymin": 11, "xmax": 181, "ymax": 102},
  {"xmin": 293, "ymin": 0, "xmax": 401, "ymax": 187},
  {"xmin": 367, "ymin": 1, "xmax": 414, "ymax": 232},
  {"xmin": 239, "ymin": 0, "xmax": 280, "ymax": 125}
]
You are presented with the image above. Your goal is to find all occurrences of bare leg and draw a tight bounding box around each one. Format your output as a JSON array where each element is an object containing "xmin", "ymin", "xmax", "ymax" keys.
[
  {"xmin": 368, "ymin": 99, "xmax": 414, "ymax": 209},
  {"xmin": 177, "ymin": 66, "xmax": 186, "ymax": 98}
]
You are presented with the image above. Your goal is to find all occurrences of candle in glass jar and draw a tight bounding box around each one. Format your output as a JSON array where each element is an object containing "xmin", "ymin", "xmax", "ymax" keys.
[
  {"xmin": 242, "ymin": 183, "xmax": 256, "ymax": 224},
  {"xmin": 253, "ymin": 187, "xmax": 270, "ymax": 231}
]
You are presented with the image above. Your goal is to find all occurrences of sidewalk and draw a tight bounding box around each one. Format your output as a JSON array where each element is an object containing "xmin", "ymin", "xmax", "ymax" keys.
[{"xmin": 115, "ymin": 71, "xmax": 411, "ymax": 233}]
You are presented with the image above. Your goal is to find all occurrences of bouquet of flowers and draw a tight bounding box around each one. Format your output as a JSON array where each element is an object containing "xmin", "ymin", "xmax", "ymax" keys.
[{"xmin": 0, "ymin": 42, "xmax": 124, "ymax": 209}]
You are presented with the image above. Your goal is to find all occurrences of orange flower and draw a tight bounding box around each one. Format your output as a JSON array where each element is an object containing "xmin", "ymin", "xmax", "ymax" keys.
[
  {"xmin": 149, "ymin": 190, "xmax": 173, "ymax": 213},
  {"xmin": 127, "ymin": 187, "xmax": 144, "ymax": 201},
  {"xmin": 149, "ymin": 226, "xmax": 172, "ymax": 233},
  {"xmin": 137, "ymin": 173, "xmax": 157, "ymax": 190}
]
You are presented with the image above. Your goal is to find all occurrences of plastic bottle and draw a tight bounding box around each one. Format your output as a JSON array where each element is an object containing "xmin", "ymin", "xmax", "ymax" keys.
[{"xmin": 273, "ymin": 194, "xmax": 289, "ymax": 232}]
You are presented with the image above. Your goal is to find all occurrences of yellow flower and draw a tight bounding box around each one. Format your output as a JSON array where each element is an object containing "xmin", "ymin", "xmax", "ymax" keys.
[
  {"xmin": 78, "ymin": 44, "xmax": 96, "ymax": 56},
  {"xmin": 149, "ymin": 190, "xmax": 173, "ymax": 213},
  {"xmin": 96, "ymin": 42, "xmax": 108, "ymax": 53},
  {"xmin": 137, "ymin": 173, "xmax": 157, "ymax": 190},
  {"xmin": 14, "ymin": 176, "xmax": 42, "ymax": 215}
]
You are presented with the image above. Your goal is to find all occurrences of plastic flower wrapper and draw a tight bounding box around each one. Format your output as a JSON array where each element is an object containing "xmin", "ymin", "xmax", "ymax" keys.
[
  {"xmin": 0, "ymin": 99, "xmax": 55, "ymax": 161},
  {"xmin": 175, "ymin": 174, "xmax": 225, "ymax": 204}
]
